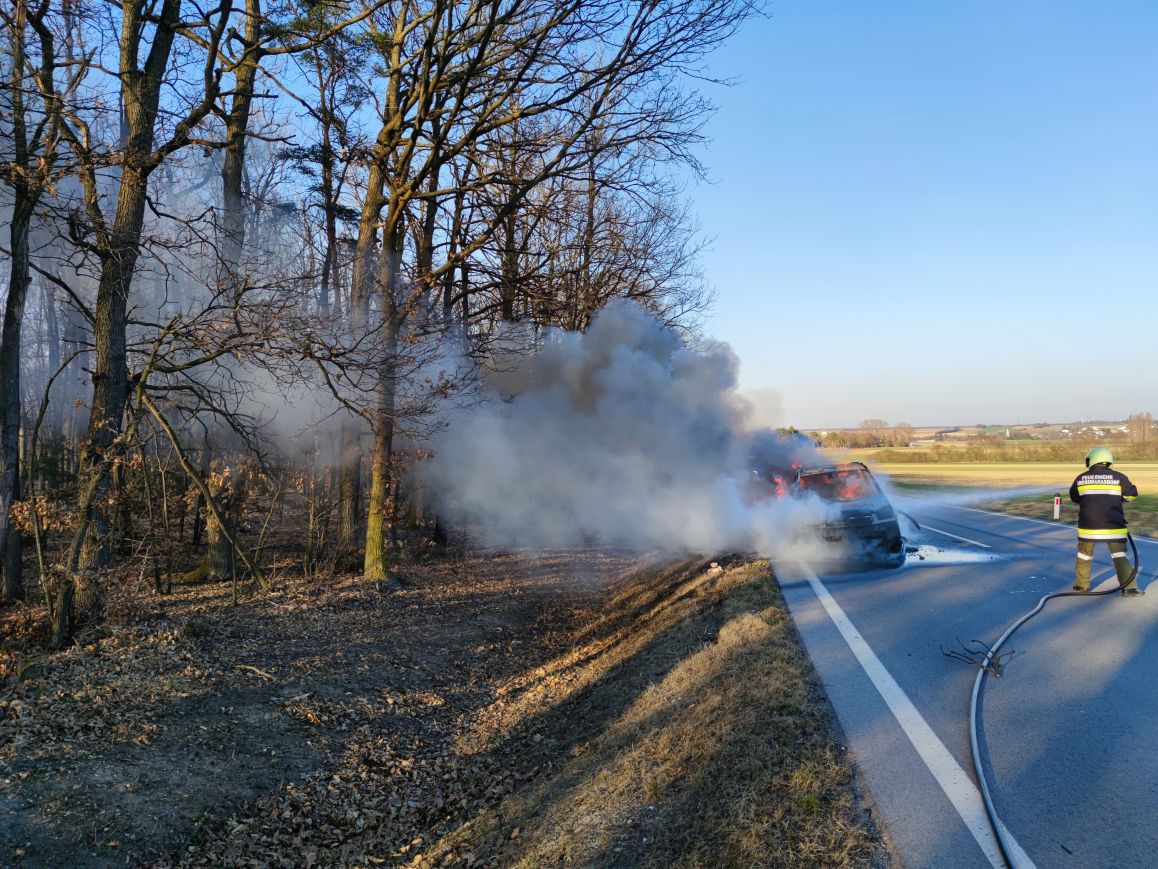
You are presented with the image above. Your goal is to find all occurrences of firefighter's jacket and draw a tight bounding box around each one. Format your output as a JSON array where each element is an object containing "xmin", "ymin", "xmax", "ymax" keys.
[{"xmin": 1069, "ymin": 463, "xmax": 1138, "ymax": 540}]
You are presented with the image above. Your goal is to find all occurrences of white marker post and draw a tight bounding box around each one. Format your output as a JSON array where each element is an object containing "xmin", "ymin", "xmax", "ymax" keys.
[{"xmin": 1053, "ymin": 493, "xmax": 1061, "ymax": 520}]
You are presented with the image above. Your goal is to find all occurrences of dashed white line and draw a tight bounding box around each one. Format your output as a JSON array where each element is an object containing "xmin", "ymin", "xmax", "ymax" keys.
[
  {"xmin": 794, "ymin": 559, "xmax": 1035, "ymax": 869},
  {"xmin": 922, "ymin": 524, "xmax": 992, "ymax": 548}
]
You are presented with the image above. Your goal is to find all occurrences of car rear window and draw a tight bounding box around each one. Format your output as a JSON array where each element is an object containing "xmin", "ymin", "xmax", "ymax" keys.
[{"xmin": 799, "ymin": 469, "xmax": 876, "ymax": 501}]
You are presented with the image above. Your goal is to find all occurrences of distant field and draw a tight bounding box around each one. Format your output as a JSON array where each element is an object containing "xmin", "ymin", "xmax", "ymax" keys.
[
  {"xmin": 871, "ymin": 461, "xmax": 1158, "ymax": 539},
  {"xmin": 869, "ymin": 461, "xmax": 1158, "ymax": 490}
]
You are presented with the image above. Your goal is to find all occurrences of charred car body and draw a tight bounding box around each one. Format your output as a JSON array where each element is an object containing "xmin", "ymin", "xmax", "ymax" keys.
[{"xmin": 753, "ymin": 461, "xmax": 905, "ymax": 566}]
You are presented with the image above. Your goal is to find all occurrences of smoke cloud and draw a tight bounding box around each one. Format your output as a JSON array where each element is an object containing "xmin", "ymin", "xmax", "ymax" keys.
[{"xmin": 422, "ymin": 301, "xmax": 831, "ymax": 557}]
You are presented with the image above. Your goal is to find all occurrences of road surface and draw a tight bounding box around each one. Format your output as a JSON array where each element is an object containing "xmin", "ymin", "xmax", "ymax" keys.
[{"xmin": 775, "ymin": 505, "xmax": 1158, "ymax": 869}]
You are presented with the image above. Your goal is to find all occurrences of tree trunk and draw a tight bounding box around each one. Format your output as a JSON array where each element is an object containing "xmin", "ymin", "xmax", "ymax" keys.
[
  {"xmin": 340, "ymin": 144, "xmax": 388, "ymax": 570},
  {"xmin": 0, "ymin": 1, "xmax": 35, "ymax": 599},
  {"xmin": 204, "ymin": 462, "xmax": 245, "ymax": 581},
  {"xmin": 336, "ymin": 422, "xmax": 362, "ymax": 560},
  {"xmin": 39, "ymin": 273, "xmax": 64, "ymax": 486},
  {"xmin": 0, "ymin": 198, "xmax": 33, "ymax": 602},
  {"xmin": 49, "ymin": 581, "xmax": 74, "ymax": 650},
  {"xmin": 363, "ymin": 227, "xmax": 403, "ymax": 588},
  {"xmin": 500, "ymin": 215, "xmax": 518, "ymax": 321},
  {"xmin": 363, "ymin": 363, "xmax": 399, "ymax": 585},
  {"xmin": 183, "ymin": 0, "xmax": 260, "ymax": 582},
  {"xmin": 317, "ymin": 89, "xmax": 340, "ymax": 318},
  {"xmin": 64, "ymin": 0, "xmax": 192, "ymax": 644},
  {"xmin": 71, "ymin": 0, "xmax": 186, "ymax": 572},
  {"xmin": 218, "ymin": 0, "xmax": 261, "ymax": 284},
  {"xmin": 72, "ymin": 162, "xmax": 140, "ymax": 572}
]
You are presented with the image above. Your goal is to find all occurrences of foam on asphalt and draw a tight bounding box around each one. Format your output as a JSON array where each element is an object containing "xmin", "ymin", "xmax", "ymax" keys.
[{"xmin": 905, "ymin": 544, "xmax": 1004, "ymax": 564}]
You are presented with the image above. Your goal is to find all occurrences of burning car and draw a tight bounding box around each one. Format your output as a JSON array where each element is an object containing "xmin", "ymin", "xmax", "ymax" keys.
[
  {"xmin": 752, "ymin": 460, "xmax": 905, "ymax": 566},
  {"xmin": 795, "ymin": 462, "xmax": 904, "ymax": 564}
]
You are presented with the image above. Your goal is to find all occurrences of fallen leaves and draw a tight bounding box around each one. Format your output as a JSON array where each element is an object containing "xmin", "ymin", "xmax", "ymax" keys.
[{"xmin": 1, "ymin": 550, "xmax": 628, "ymax": 867}]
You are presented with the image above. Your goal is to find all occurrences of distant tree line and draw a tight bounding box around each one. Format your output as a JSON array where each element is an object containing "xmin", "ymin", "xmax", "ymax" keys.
[
  {"xmin": 870, "ymin": 443, "xmax": 1158, "ymax": 463},
  {"xmin": 815, "ymin": 412, "xmax": 1158, "ymax": 461},
  {"xmin": 871, "ymin": 413, "xmax": 1158, "ymax": 464},
  {"xmin": 812, "ymin": 420, "xmax": 915, "ymax": 450}
]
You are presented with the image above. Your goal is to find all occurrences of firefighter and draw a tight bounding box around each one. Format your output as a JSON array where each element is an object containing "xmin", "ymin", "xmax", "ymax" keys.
[{"xmin": 1069, "ymin": 446, "xmax": 1143, "ymax": 596}]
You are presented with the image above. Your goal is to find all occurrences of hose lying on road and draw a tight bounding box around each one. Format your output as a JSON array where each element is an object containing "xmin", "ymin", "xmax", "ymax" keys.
[{"xmin": 966, "ymin": 533, "xmax": 1140, "ymax": 869}]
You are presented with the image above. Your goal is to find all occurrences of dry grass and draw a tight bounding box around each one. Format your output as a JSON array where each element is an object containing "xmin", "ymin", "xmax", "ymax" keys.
[
  {"xmin": 871, "ymin": 461, "xmax": 1158, "ymax": 491},
  {"xmin": 412, "ymin": 557, "xmax": 887, "ymax": 868}
]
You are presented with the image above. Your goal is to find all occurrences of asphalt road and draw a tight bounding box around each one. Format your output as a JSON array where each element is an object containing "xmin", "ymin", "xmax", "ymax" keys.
[{"xmin": 775, "ymin": 505, "xmax": 1158, "ymax": 869}]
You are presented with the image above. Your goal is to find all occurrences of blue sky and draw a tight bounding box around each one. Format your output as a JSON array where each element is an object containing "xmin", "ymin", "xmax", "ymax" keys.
[{"xmin": 694, "ymin": 2, "xmax": 1158, "ymax": 430}]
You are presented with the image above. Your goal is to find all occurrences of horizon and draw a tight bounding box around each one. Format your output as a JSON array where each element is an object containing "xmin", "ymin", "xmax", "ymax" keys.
[
  {"xmin": 738, "ymin": 384, "xmax": 1150, "ymax": 432},
  {"xmin": 794, "ymin": 419, "xmax": 1131, "ymax": 434}
]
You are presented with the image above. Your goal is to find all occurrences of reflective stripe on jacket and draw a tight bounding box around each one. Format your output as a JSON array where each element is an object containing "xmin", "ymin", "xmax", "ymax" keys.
[{"xmin": 1069, "ymin": 463, "xmax": 1138, "ymax": 541}]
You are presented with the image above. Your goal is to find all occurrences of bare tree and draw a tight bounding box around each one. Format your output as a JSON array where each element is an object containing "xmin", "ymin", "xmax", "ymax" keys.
[
  {"xmin": 0, "ymin": 0, "xmax": 85, "ymax": 600},
  {"xmin": 859, "ymin": 419, "xmax": 889, "ymax": 448},
  {"xmin": 892, "ymin": 422, "xmax": 914, "ymax": 448},
  {"xmin": 338, "ymin": 0, "xmax": 758, "ymax": 583},
  {"xmin": 58, "ymin": 0, "xmax": 235, "ymax": 583},
  {"xmin": 1128, "ymin": 412, "xmax": 1153, "ymax": 444}
]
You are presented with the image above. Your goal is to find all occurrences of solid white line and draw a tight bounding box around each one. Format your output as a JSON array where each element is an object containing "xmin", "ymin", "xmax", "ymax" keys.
[
  {"xmin": 955, "ymin": 507, "xmax": 1068, "ymax": 530},
  {"xmin": 794, "ymin": 560, "xmax": 1035, "ymax": 869},
  {"xmin": 922, "ymin": 524, "xmax": 992, "ymax": 548},
  {"xmin": 951, "ymin": 506, "xmax": 1158, "ymax": 545}
]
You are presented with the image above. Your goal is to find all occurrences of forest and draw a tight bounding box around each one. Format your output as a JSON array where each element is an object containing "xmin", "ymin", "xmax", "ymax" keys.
[{"xmin": 0, "ymin": 0, "xmax": 761, "ymax": 647}]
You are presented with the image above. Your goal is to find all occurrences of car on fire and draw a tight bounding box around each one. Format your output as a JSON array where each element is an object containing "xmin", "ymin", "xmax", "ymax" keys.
[
  {"xmin": 795, "ymin": 462, "xmax": 904, "ymax": 563},
  {"xmin": 753, "ymin": 460, "xmax": 905, "ymax": 566}
]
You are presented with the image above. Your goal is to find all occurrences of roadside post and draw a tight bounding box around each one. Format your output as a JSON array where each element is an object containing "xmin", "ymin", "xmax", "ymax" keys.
[{"xmin": 1053, "ymin": 493, "xmax": 1061, "ymax": 520}]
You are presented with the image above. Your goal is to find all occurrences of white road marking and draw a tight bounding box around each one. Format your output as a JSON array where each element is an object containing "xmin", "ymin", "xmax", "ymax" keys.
[
  {"xmin": 952, "ymin": 506, "xmax": 1158, "ymax": 545},
  {"xmin": 922, "ymin": 524, "xmax": 992, "ymax": 548},
  {"xmin": 794, "ymin": 559, "xmax": 1035, "ymax": 869},
  {"xmin": 955, "ymin": 507, "xmax": 1068, "ymax": 530}
]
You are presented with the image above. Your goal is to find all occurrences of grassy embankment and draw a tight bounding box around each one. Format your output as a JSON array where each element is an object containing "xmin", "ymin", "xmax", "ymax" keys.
[
  {"xmin": 415, "ymin": 556, "xmax": 887, "ymax": 868},
  {"xmin": 864, "ymin": 458, "xmax": 1158, "ymax": 539}
]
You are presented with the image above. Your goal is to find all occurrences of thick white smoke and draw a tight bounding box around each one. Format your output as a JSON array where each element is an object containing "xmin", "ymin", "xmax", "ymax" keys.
[{"xmin": 422, "ymin": 302, "xmax": 832, "ymax": 557}]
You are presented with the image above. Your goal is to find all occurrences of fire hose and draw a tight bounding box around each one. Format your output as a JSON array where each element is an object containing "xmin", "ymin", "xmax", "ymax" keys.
[{"xmin": 966, "ymin": 533, "xmax": 1141, "ymax": 869}]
